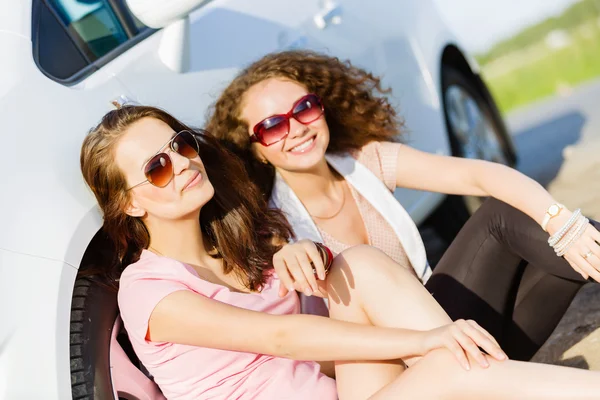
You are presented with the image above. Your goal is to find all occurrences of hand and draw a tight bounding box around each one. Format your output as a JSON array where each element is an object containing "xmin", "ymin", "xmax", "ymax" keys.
[
  {"xmin": 419, "ymin": 319, "xmax": 507, "ymax": 370},
  {"xmin": 563, "ymin": 223, "xmax": 600, "ymax": 281},
  {"xmin": 272, "ymin": 240, "xmax": 326, "ymax": 297}
]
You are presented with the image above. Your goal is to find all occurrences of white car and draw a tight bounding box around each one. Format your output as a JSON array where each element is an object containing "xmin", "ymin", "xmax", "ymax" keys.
[{"xmin": 0, "ymin": 0, "xmax": 516, "ymax": 398}]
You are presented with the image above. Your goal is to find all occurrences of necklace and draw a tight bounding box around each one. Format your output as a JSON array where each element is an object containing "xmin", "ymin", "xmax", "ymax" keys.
[
  {"xmin": 148, "ymin": 246, "xmax": 164, "ymax": 256},
  {"xmin": 309, "ymin": 182, "xmax": 347, "ymax": 220}
]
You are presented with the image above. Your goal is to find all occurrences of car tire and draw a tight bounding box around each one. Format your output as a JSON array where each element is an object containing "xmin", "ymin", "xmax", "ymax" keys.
[
  {"xmin": 70, "ymin": 277, "xmax": 118, "ymax": 400},
  {"xmin": 427, "ymin": 66, "xmax": 517, "ymax": 245}
]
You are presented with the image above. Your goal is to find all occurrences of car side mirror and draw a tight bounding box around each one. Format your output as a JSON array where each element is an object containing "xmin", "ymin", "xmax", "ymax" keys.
[
  {"xmin": 126, "ymin": 0, "xmax": 210, "ymax": 72},
  {"xmin": 126, "ymin": 0, "xmax": 208, "ymax": 28}
]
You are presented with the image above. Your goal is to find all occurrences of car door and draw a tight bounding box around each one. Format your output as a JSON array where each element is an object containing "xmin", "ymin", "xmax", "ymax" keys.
[
  {"xmin": 301, "ymin": 0, "xmax": 448, "ymax": 221},
  {"xmin": 101, "ymin": 0, "xmax": 325, "ymax": 127},
  {"xmin": 302, "ymin": 0, "xmax": 383, "ymax": 72}
]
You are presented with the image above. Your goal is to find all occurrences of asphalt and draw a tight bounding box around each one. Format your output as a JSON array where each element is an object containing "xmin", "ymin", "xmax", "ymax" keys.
[{"xmin": 507, "ymin": 79, "xmax": 600, "ymax": 368}]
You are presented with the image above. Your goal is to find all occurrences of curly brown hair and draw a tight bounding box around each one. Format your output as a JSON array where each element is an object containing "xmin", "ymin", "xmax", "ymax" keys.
[
  {"xmin": 80, "ymin": 105, "xmax": 292, "ymax": 291},
  {"xmin": 205, "ymin": 50, "xmax": 403, "ymax": 197}
]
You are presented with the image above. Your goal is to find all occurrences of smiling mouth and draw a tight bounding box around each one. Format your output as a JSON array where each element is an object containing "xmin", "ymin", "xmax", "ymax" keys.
[
  {"xmin": 288, "ymin": 136, "xmax": 316, "ymax": 153},
  {"xmin": 182, "ymin": 170, "xmax": 202, "ymax": 191}
]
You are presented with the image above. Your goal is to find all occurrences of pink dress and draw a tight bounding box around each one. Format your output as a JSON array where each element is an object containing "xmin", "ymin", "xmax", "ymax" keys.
[
  {"xmin": 320, "ymin": 141, "xmax": 413, "ymax": 271},
  {"xmin": 118, "ymin": 250, "xmax": 337, "ymax": 400}
]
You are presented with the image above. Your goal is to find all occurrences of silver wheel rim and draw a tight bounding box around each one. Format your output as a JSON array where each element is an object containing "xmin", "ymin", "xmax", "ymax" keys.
[
  {"xmin": 445, "ymin": 85, "xmax": 508, "ymax": 165},
  {"xmin": 444, "ymin": 84, "xmax": 508, "ymax": 212}
]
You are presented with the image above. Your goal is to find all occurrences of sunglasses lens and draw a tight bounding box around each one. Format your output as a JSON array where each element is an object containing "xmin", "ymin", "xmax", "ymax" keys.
[
  {"xmin": 255, "ymin": 116, "xmax": 289, "ymax": 146},
  {"xmin": 172, "ymin": 130, "xmax": 199, "ymax": 158},
  {"xmin": 144, "ymin": 153, "xmax": 173, "ymax": 187},
  {"xmin": 294, "ymin": 94, "xmax": 323, "ymax": 124}
]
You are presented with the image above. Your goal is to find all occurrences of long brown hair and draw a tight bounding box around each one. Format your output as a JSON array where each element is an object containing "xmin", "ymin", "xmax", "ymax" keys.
[
  {"xmin": 80, "ymin": 105, "xmax": 292, "ymax": 291},
  {"xmin": 206, "ymin": 50, "xmax": 403, "ymax": 196}
]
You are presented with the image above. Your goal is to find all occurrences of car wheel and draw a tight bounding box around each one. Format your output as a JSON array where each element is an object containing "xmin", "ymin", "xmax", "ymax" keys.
[
  {"xmin": 70, "ymin": 277, "xmax": 118, "ymax": 400},
  {"xmin": 427, "ymin": 66, "xmax": 516, "ymax": 245}
]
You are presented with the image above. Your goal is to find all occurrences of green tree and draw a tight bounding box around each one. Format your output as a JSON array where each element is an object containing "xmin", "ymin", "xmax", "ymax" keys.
[{"xmin": 476, "ymin": 0, "xmax": 600, "ymax": 65}]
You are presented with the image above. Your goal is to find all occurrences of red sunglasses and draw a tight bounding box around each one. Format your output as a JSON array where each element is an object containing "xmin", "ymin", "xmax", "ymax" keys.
[{"xmin": 250, "ymin": 93, "xmax": 324, "ymax": 146}]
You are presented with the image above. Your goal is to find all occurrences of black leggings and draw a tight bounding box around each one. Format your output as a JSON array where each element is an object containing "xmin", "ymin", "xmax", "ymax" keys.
[{"xmin": 425, "ymin": 198, "xmax": 598, "ymax": 361}]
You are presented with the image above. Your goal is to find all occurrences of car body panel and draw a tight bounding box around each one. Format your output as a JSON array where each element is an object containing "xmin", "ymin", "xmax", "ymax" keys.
[
  {"xmin": 0, "ymin": 27, "xmax": 127, "ymax": 265},
  {"xmin": 0, "ymin": 250, "xmax": 75, "ymax": 399}
]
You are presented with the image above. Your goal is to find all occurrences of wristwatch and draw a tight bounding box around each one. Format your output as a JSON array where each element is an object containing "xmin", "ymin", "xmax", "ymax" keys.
[{"xmin": 542, "ymin": 203, "xmax": 564, "ymax": 232}]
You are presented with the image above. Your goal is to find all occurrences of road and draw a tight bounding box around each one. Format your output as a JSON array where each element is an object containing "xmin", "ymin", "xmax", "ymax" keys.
[
  {"xmin": 507, "ymin": 79, "xmax": 600, "ymax": 369},
  {"xmin": 508, "ymin": 78, "xmax": 600, "ymax": 188}
]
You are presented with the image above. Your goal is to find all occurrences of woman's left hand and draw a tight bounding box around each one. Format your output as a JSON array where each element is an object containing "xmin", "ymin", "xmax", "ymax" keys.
[{"xmin": 563, "ymin": 223, "xmax": 600, "ymax": 282}]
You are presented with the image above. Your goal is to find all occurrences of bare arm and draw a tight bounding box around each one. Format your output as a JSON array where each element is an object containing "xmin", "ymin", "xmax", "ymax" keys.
[
  {"xmin": 148, "ymin": 290, "xmax": 423, "ymax": 362},
  {"xmin": 394, "ymin": 145, "xmax": 600, "ymax": 279},
  {"xmin": 394, "ymin": 145, "xmax": 556, "ymax": 228}
]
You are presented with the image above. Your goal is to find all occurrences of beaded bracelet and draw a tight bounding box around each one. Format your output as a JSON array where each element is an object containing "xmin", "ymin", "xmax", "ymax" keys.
[
  {"xmin": 553, "ymin": 215, "xmax": 584, "ymax": 251},
  {"xmin": 556, "ymin": 217, "xmax": 589, "ymax": 257},
  {"xmin": 557, "ymin": 227, "xmax": 587, "ymax": 257},
  {"xmin": 554, "ymin": 219, "xmax": 582, "ymax": 257},
  {"xmin": 548, "ymin": 209, "xmax": 581, "ymax": 247},
  {"xmin": 553, "ymin": 214, "xmax": 587, "ymax": 254},
  {"xmin": 554, "ymin": 215, "xmax": 587, "ymax": 255},
  {"xmin": 548, "ymin": 209, "xmax": 582, "ymax": 247}
]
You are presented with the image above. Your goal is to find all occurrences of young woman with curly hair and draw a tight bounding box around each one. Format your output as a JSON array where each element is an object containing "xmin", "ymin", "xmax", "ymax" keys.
[
  {"xmin": 81, "ymin": 105, "xmax": 600, "ymax": 400},
  {"xmin": 206, "ymin": 50, "xmax": 600, "ymax": 362}
]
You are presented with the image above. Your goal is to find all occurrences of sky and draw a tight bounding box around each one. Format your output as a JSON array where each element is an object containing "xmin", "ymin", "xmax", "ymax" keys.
[{"xmin": 433, "ymin": 0, "xmax": 581, "ymax": 53}]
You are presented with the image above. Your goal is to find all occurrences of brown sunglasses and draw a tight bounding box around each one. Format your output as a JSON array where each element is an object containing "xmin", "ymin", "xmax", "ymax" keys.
[{"xmin": 127, "ymin": 130, "xmax": 203, "ymax": 190}]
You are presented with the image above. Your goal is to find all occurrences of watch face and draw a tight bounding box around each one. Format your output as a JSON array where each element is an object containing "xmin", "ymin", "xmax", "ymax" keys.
[{"xmin": 549, "ymin": 205, "xmax": 560, "ymax": 215}]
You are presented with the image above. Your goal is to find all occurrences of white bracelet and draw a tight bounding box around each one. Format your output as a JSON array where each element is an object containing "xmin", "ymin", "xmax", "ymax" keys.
[
  {"xmin": 548, "ymin": 209, "xmax": 581, "ymax": 247},
  {"xmin": 556, "ymin": 218, "xmax": 589, "ymax": 257},
  {"xmin": 554, "ymin": 215, "xmax": 586, "ymax": 254},
  {"xmin": 554, "ymin": 214, "xmax": 585, "ymax": 248},
  {"xmin": 549, "ymin": 209, "xmax": 580, "ymax": 246}
]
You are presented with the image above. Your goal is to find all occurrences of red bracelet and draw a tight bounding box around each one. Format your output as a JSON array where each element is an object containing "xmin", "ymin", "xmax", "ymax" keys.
[{"xmin": 313, "ymin": 242, "xmax": 334, "ymax": 274}]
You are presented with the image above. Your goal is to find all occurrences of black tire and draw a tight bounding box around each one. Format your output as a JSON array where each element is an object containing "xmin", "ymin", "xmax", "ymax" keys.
[
  {"xmin": 427, "ymin": 66, "xmax": 517, "ymax": 245},
  {"xmin": 70, "ymin": 277, "xmax": 118, "ymax": 400},
  {"xmin": 442, "ymin": 67, "xmax": 516, "ymax": 167}
]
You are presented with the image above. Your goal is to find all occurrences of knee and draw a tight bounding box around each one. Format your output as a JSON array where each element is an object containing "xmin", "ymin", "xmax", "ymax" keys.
[
  {"xmin": 334, "ymin": 244, "xmax": 386, "ymax": 265},
  {"xmin": 332, "ymin": 245, "xmax": 393, "ymax": 275},
  {"xmin": 414, "ymin": 349, "xmax": 459, "ymax": 372},
  {"xmin": 470, "ymin": 198, "xmax": 527, "ymax": 237},
  {"xmin": 407, "ymin": 349, "xmax": 468, "ymax": 392},
  {"xmin": 327, "ymin": 245, "xmax": 379, "ymax": 285},
  {"xmin": 412, "ymin": 348, "xmax": 507, "ymax": 396},
  {"xmin": 376, "ymin": 350, "xmax": 465, "ymax": 399},
  {"xmin": 327, "ymin": 245, "xmax": 415, "ymax": 287},
  {"xmin": 475, "ymin": 198, "xmax": 510, "ymax": 219},
  {"xmin": 476, "ymin": 198, "xmax": 525, "ymax": 223}
]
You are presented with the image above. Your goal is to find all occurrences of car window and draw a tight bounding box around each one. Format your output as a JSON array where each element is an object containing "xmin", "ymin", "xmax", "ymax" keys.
[
  {"xmin": 48, "ymin": 0, "xmax": 129, "ymax": 60},
  {"xmin": 32, "ymin": 0, "xmax": 154, "ymax": 85}
]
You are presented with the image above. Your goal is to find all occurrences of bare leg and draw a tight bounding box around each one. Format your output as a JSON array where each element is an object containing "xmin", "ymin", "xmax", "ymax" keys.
[
  {"xmin": 323, "ymin": 245, "xmax": 600, "ymax": 400},
  {"xmin": 322, "ymin": 245, "xmax": 454, "ymax": 399},
  {"xmin": 370, "ymin": 349, "xmax": 600, "ymax": 400}
]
